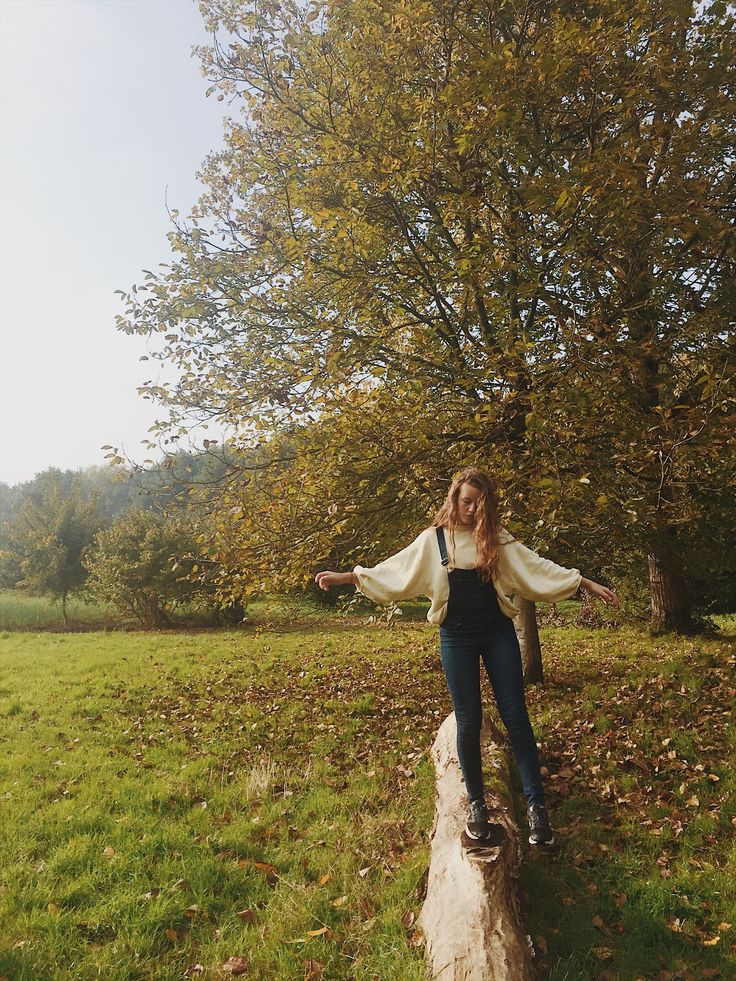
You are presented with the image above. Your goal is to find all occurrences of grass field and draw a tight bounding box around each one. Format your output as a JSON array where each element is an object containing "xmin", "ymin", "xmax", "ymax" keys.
[
  {"xmin": 0, "ymin": 614, "xmax": 733, "ymax": 980},
  {"xmin": 0, "ymin": 592, "xmax": 113, "ymax": 630}
]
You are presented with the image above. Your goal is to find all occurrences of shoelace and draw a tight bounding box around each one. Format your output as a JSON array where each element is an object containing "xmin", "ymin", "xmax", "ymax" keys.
[{"xmin": 468, "ymin": 802, "xmax": 488, "ymax": 823}]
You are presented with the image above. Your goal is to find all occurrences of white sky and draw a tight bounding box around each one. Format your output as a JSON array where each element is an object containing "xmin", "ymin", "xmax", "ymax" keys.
[{"xmin": 0, "ymin": 0, "xmax": 230, "ymax": 486}]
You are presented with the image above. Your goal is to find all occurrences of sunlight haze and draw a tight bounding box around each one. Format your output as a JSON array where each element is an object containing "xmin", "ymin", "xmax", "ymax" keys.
[{"xmin": 0, "ymin": 0, "xmax": 228, "ymax": 485}]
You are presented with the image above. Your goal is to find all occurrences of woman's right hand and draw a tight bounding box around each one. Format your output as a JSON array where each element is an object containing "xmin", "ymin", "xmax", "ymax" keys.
[
  {"xmin": 314, "ymin": 570, "xmax": 355, "ymax": 591},
  {"xmin": 580, "ymin": 577, "xmax": 620, "ymax": 606}
]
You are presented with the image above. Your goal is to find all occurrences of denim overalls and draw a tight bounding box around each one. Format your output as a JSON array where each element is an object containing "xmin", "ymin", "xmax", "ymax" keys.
[{"xmin": 436, "ymin": 528, "xmax": 546, "ymax": 807}]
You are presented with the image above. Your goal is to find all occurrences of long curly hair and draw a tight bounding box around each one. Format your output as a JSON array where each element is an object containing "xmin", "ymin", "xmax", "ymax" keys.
[{"xmin": 432, "ymin": 467, "xmax": 504, "ymax": 581}]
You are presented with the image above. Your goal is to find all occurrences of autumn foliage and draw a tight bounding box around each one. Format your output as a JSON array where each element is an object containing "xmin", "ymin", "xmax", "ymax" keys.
[{"xmin": 116, "ymin": 0, "xmax": 735, "ymax": 628}]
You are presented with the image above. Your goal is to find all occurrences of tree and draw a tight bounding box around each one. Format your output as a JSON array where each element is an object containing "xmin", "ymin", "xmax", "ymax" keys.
[
  {"xmin": 0, "ymin": 470, "xmax": 102, "ymax": 624},
  {"xmin": 118, "ymin": 0, "xmax": 735, "ymax": 641}
]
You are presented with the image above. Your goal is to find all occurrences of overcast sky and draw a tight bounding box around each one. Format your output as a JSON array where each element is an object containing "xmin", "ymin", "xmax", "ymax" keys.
[{"xmin": 0, "ymin": 0, "xmax": 229, "ymax": 486}]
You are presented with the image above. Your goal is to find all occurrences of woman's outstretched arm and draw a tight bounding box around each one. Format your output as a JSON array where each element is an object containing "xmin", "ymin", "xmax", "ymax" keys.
[
  {"xmin": 499, "ymin": 535, "xmax": 620, "ymax": 607},
  {"xmin": 315, "ymin": 570, "xmax": 357, "ymax": 591},
  {"xmin": 314, "ymin": 528, "xmax": 435, "ymax": 604}
]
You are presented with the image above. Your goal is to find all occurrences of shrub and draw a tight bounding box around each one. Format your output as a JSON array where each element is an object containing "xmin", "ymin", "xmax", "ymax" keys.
[{"xmin": 86, "ymin": 510, "xmax": 204, "ymax": 627}]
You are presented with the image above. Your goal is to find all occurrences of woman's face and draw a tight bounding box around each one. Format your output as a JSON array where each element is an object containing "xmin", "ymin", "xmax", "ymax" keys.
[{"xmin": 457, "ymin": 482, "xmax": 483, "ymax": 526}]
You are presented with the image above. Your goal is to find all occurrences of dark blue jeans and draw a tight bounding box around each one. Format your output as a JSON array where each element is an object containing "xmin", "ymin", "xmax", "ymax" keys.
[{"xmin": 439, "ymin": 616, "xmax": 546, "ymax": 808}]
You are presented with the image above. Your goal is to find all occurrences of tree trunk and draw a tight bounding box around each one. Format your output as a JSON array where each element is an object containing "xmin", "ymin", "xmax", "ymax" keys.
[
  {"xmin": 62, "ymin": 590, "xmax": 68, "ymax": 626},
  {"xmin": 419, "ymin": 712, "xmax": 535, "ymax": 980},
  {"xmin": 648, "ymin": 532, "xmax": 694, "ymax": 633},
  {"xmin": 516, "ymin": 599, "xmax": 543, "ymax": 685}
]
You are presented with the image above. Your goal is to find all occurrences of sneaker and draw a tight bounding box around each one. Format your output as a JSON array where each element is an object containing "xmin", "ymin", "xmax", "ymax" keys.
[
  {"xmin": 466, "ymin": 799, "xmax": 491, "ymax": 840},
  {"xmin": 527, "ymin": 802, "xmax": 555, "ymax": 845},
  {"xmin": 463, "ymin": 799, "xmax": 505, "ymax": 848}
]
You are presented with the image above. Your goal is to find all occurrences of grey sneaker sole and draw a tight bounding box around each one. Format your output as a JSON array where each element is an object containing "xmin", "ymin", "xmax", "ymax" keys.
[{"xmin": 528, "ymin": 833, "xmax": 555, "ymax": 845}]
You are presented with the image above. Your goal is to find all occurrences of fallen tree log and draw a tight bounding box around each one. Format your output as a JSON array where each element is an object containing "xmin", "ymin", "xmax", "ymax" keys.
[{"xmin": 418, "ymin": 711, "xmax": 534, "ymax": 981}]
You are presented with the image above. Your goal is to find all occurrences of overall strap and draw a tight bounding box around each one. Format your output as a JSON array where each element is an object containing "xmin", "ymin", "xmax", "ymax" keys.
[{"xmin": 435, "ymin": 527, "xmax": 449, "ymax": 566}]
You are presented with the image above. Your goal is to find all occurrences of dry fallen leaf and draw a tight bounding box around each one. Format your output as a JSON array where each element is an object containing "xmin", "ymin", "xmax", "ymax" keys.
[
  {"xmin": 103, "ymin": 847, "xmax": 115, "ymax": 859},
  {"xmin": 304, "ymin": 960, "xmax": 324, "ymax": 981},
  {"xmin": 236, "ymin": 909, "xmax": 256, "ymax": 924},
  {"xmin": 221, "ymin": 955, "xmax": 250, "ymax": 975},
  {"xmin": 306, "ymin": 926, "xmax": 333, "ymax": 938},
  {"xmin": 253, "ymin": 861, "xmax": 278, "ymax": 886},
  {"xmin": 165, "ymin": 928, "xmax": 178, "ymax": 941},
  {"xmin": 330, "ymin": 895, "xmax": 348, "ymax": 908},
  {"xmin": 318, "ymin": 872, "xmax": 330, "ymax": 886},
  {"xmin": 591, "ymin": 946, "xmax": 613, "ymax": 960}
]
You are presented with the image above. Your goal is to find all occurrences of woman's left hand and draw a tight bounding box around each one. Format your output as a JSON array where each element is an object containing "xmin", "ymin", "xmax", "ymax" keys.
[{"xmin": 580, "ymin": 577, "xmax": 619, "ymax": 606}]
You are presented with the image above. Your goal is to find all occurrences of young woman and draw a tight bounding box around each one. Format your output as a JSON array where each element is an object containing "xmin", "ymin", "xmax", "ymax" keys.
[{"xmin": 315, "ymin": 467, "xmax": 619, "ymax": 847}]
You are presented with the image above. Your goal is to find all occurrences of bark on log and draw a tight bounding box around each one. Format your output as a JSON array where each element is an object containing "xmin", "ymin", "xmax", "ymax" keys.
[{"xmin": 418, "ymin": 711, "xmax": 534, "ymax": 981}]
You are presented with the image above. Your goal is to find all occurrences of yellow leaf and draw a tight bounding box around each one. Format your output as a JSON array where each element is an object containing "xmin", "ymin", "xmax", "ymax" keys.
[{"xmin": 331, "ymin": 895, "xmax": 348, "ymax": 907}]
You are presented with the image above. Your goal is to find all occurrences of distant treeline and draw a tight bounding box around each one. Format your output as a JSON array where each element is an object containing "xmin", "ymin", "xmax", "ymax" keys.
[{"xmin": 0, "ymin": 450, "xmax": 246, "ymax": 627}]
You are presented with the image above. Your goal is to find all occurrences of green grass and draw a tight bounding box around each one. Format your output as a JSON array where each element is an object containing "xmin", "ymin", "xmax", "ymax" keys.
[
  {"xmin": 518, "ymin": 621, "xmax": 735, "ymax": 980},
  {"xmin": 0, "ymin": 615, "xmax": 734, "ymax": 979},
  {"xmin": 0, "ymin": 591, "xmax": 112, "ymax": 630},
  {"xmin": 0, "ymin": 622, "xmax": 441, "ymax": 980}
]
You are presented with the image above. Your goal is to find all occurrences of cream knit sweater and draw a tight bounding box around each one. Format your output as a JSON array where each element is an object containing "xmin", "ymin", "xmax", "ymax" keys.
[{"xmin": 353, "ymin": 525, "xmax": 582, "ymax": 625}]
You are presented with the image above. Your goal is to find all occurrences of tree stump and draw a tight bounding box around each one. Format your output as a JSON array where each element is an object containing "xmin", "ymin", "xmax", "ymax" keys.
[{"xmin": 418, "ymin": 711, "xmax": 534, "ymax": 980}]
